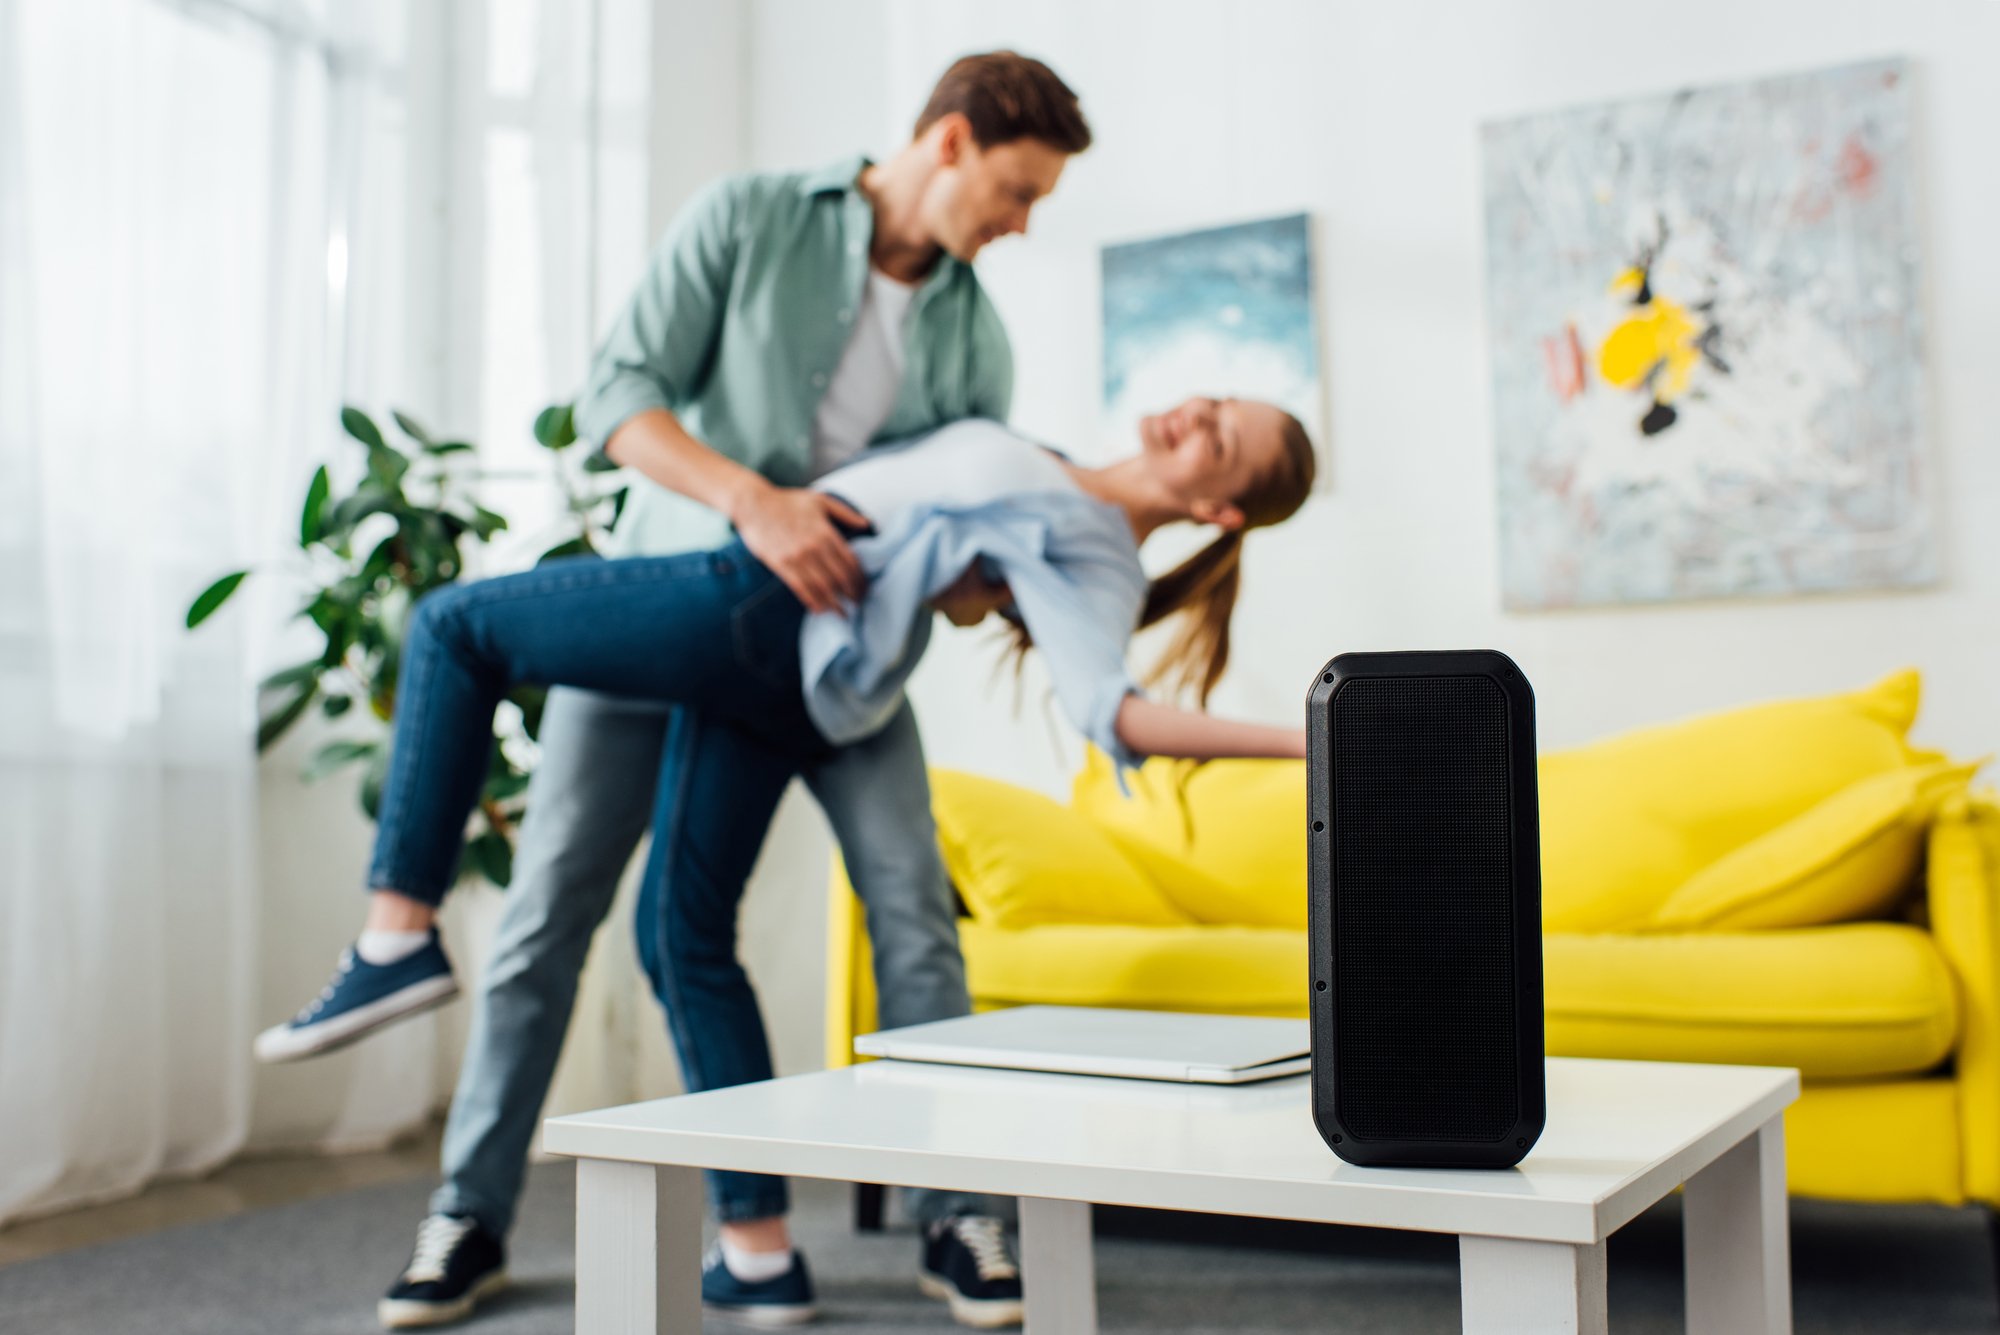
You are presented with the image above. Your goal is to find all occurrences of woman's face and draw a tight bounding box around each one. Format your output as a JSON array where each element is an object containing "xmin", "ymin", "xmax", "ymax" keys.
[{"xmin": 1137, "ymin": 396, "xmax": 1291, "ymax": 527}]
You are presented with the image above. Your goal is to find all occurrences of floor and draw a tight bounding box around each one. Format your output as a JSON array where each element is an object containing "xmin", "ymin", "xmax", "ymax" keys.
[{"xmin": 0, "ymin": 1122, "xmax": 445, "ymax": 1268}]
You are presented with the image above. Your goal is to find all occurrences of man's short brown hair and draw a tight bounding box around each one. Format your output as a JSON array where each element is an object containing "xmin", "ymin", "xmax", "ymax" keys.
[{"xmin": 913, "ymin": 52, "xmax": 1092, "ymax": 155}]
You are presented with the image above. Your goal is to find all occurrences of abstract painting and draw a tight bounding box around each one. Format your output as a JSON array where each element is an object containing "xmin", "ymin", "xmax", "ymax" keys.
[
  {"xmin": 1102, "ymin": 214, "xmax": 1324, "ymax": 474},
  {"xmin": 1482, "ymin": 58, "xmax": 1931, "ymax": 610}
]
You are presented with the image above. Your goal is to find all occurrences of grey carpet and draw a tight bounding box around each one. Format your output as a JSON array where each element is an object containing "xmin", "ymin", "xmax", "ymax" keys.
[{"xmin": 1, "ymin": 1162, "xmax": 1995, "ymax": 1333}]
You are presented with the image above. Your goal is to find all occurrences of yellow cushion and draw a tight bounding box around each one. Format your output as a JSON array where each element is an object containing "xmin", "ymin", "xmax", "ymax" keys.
[
  {"xmin": 960, "ymin": 919, "xmax": 1307, "ymax": 1015},
  {"xmin": 930, "ymin": 769, "xmax": 1189, "ymax": 929},
  {"xmin": 1071, "ymin": 749, "xmax": 1308, "ymax": 928},
  {"xmin": 1074, "ymin": 672, "xmax": 1925, "ymax": 934},
  {"xmin": 1544, "ymin": 923, "xmax": 1958, "ymax": 1078},
  {"xmin": 1539, "ymin": 670, "xmax": 1926, "ymax": 932},
  {"xmin": 1649, "ymin": 760, "xmax": 1980, "ymax": 932}
]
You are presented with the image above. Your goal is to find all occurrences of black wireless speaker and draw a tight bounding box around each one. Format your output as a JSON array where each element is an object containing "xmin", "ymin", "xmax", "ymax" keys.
[{"xmin": 1306, "ymin": 650, "xmax": 1545, "ymax": 1168}]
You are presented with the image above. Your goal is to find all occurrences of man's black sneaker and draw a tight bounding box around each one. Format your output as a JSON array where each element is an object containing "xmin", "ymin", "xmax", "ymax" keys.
[
  {"xmin": 378, "ymin": 1213, "xmax": 508, "ymax": 1329},
  {"xmin": 700, "ymin": 1244, "xmax": 818, "ymax": 1326},
  {"xmin": 919, "ymin": 1213, "xmax": 1024, "ymax": 1329}
]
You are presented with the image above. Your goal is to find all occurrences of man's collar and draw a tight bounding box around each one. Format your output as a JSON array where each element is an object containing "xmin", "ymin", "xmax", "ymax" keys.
[
  {"xmin": 803, "ymin": 153, "xmax": 871, "ymax": 196},
  {"xmin": 810, "ymin": 152, "xmax": 968, "ymax": 287}
]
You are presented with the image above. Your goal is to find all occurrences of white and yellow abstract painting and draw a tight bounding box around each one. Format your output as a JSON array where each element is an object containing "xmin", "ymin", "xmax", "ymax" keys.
[{"xmin": 1482, "ymin": 58, "xmax": 1931, "ymax": 610}]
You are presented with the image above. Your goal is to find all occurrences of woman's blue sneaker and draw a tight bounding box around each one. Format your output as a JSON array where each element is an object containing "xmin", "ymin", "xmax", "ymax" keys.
[
  {"xmin": 700, "ymin": 1245, "xmax": 818, "ymax": 1327},
  {"xmin": 253, "ymin": 932, "xmax": 459, "ymax": 1063}
]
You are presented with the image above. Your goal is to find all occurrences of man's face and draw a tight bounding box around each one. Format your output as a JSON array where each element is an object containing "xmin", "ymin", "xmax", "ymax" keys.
[{"xmin": 919, "ymin": 117, "xmax": 1069, "ymax": 262}]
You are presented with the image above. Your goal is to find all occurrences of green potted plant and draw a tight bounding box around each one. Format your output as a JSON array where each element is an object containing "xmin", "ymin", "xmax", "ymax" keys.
[{"xmin": 186, "ymin": 403, "xmax": 624, "ymax": 886}]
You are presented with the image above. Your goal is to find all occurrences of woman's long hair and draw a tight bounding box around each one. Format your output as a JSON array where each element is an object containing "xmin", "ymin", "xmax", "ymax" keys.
[{"xmin": 1003, "ymin": 408, "xmax": 1317, "ymax": 706}]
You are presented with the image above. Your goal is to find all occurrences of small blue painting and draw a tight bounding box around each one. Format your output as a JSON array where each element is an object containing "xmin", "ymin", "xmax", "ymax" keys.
[{"xmin": 1101, "ymin": 214, "xmax": 1323, "ymax": 474}]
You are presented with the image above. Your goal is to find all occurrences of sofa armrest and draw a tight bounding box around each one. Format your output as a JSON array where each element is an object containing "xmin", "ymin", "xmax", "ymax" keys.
[
  {"xmin": 824, "ymin": 855, "xmax": 879, "ymax": 1068},
  {"xmin": 1926, "ymin": 791, "xmax": 2000, "ymax": 1202}
]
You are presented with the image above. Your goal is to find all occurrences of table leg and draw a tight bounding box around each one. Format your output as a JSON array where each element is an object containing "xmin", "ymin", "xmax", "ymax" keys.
[
  {"xmin": 1683, "ymin": 1114, "xmax": 1791, "ymax": 1334},
  {"xmin": 1019, "ymin": 1196, "xmax": 1096, "ymax": 1333},
  {"xmin": 575, "ymin": 1160, "xmax": 702, "ymax": 1335},
  {"xmin": 1459, "ymin": 1234, "xmax": 1608, "ymax": 1334}
]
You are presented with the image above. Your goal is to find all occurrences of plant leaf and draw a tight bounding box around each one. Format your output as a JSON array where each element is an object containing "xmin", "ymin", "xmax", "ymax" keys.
[
  {"xmin": 359, "ymin": 743, "xmax": 390, "ymax": 819},
  {"xmin": 300, "ymin": 466, "xmax": 331, "ymax": 547},
  {"xmin": 187, "ymin": 570, "xmax": 250, "ymax": 628},
  {"xmin": 321, "ymin": 490, "xmax": 398, "ymax": 543},
  {"xmin": 483, "ymin": 767, "xmax": 532, "ymax": 802},
  {"xmin": 532, "ymin": 403, "xmax": 577, "ymax": 450},
  {"xmin": 256, "ymin": 683, "xmax": 317, "ymax": 752},
  {"xmin": 391, "ymin": 409, "xmax": 434, "ymax": 446},
  {"xmin": 321, "ymin": 694, "xmax": 354, "ymax": 718},
  {"xmin": 536, "ymin": 536, "xmax": 592, "ymax": 564},
  {"xmin": 302, "ymin": 738, "xmax": 376, "ymax": 783},
  {"xmin": 367, "ymin": 443, "xmax": 410, "ymax": 490},
  {"xmin": 468, "ymin": 506, "xmax": 508, "ymax": 539},
  {"xmin": 341, "ymin": 405, "xmax": 386, "ymax": 451},
  {"xmin": 425, "ymin": 440, "xmax": 475, "ymax": 456},
  {"xmin": 464, "ymin": 830, "xmax": 515, "ymax": 888},
  {"xmin": 507, "ymin": 685, "xmax": 548, "ymax": 741},
  {"xmin": 259, "ymin": 660, "xmax": 321, "ymax": 692},
  {"xmin": 581, "ymin": 448, "xmax": 619, "ymax": 474}
]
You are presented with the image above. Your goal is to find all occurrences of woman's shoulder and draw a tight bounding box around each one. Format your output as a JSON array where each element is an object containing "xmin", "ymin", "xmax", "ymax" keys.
[
  {"xmin": 866, "ymin": 418, "xmax": 1066, "ymax": 475},
  {"xmin": 880, "ymin": 416, "xmax": 1027, "ymax": 449}
]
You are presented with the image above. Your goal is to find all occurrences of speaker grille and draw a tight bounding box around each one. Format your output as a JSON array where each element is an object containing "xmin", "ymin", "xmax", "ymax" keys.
[{"xmin": 1331, "ymin": 674, "xmax": 1518, "ymax": 1143}]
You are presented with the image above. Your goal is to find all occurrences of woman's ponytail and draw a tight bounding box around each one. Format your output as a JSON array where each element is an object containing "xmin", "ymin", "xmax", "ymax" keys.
[{"xmin": 1136, "ymin": 530, "xmax": 1244, "ymax": 706}]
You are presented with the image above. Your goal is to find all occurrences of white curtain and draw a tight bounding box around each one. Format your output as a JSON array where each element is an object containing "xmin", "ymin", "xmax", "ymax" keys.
[
  {"xmin": 0, "ymin": 0, "xmax": 654, "ymax": 1224},
  {"xmin": 0, "ymin": 0, "xmax": 330, "ymax": 1226}
]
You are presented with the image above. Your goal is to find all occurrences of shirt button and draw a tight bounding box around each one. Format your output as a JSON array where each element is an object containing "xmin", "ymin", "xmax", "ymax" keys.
[{"xmin": 811, "ymin": 372, "xmax": 828, "ymax": 388}]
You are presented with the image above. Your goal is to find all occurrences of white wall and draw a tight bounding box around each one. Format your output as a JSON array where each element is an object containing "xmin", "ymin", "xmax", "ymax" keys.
[{"xmin": 714, "ymin": 0, "xmax": 2000, "ymax": 1065}]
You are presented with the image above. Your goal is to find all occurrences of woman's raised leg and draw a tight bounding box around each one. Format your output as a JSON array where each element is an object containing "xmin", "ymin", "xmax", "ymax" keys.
[{"xmin": 255, "ymin": 544, "xmax": 811, "ymax": 1062}]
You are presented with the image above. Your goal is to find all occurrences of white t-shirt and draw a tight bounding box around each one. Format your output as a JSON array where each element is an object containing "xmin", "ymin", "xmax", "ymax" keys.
[{"xmin": 809, "ymin": 268, "xmax": 917, "ymax": 478}]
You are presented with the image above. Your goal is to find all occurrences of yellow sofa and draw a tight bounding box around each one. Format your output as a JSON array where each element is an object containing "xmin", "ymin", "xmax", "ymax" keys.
[{"xmin": 826, "ymin": 671, "xmax": 2000, "ymax": 1208}]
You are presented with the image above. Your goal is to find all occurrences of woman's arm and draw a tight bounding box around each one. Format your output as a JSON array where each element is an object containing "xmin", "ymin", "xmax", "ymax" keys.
[{"xmin": 1114, "ymin": 695, "xmax": 1306, "ymax": 761}]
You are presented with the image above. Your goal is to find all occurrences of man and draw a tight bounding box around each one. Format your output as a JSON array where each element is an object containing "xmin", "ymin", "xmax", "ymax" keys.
[{"xmin": 375, "ymin": 53, "xmax": 1090, "ymax": 1330}]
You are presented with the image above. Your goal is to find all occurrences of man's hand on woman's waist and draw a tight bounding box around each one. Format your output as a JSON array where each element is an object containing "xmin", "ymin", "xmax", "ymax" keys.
[{"xmin": 730, "ymin": 481, "xmax": 872, "ymax": 615}]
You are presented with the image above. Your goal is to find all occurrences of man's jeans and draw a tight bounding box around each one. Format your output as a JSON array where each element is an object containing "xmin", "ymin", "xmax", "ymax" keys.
[{"xmin": 416, "ymin": 570, "xmax": 978, "ymax": 1229}]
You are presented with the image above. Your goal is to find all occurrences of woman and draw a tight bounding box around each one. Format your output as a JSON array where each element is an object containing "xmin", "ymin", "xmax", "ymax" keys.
[{"xmin": 261, "ymin": 395, "xmax": 1315, "ymax": 1059}]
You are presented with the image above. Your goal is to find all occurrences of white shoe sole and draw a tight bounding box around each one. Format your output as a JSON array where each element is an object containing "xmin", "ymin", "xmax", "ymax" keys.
[
  {"xmin": 254, "ymin": 973, "xmax": 460, "ymax": 1064},
  {"xmin": 377, "ymin": 1268, "xmax": 508, "ymax": 1328},
  {"xmin": 702, "ymin": 1299, "xmax": 820, "ymax": 1327},
  {"xmin": 919, "ymin": 1273, "xmax": 1024, "ymax": 1329}
]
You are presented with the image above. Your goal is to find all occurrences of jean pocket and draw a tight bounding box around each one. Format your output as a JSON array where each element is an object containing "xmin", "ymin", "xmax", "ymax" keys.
[{"xmin": 729, "ymin": 577, "xmax": 802, "ymax": 696}]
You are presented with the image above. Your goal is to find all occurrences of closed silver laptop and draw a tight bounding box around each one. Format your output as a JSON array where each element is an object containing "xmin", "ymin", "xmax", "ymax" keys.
[{"xmin": 853, "ymin": 1006, "xmax": 1309, "ymax": 1085}]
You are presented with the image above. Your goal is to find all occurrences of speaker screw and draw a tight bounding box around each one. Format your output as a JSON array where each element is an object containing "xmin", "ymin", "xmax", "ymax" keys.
[
  {"xmin": 1323, "ymin": 673, "xmax": 1333, "ymax": 683},
  {"xmin": 1315, "ymin": 981, "xmax": 1326, "ymax": 992},
  {"xmin": 1516, "ymin": 1138, "xmax": 1527, "ymax": 1149},
  {"xmin": 1331, "ymin": 1134, "xmax": 1343, "ymax": 1143},
  {"xmin": 1312, "ymin": 820, "xmax": 1324, "ymax": 832}
]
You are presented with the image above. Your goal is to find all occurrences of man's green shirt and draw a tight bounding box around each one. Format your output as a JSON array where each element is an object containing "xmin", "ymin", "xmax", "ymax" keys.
[{"xmin": 575, "ymin": 155, "xmax": 1015, "ymax": 557}]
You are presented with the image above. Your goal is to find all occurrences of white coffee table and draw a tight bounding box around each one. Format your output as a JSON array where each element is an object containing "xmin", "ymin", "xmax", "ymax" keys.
[{"xmin": 543, "ymin": 1055, "xmax": 1797, "ymax": 1334}]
